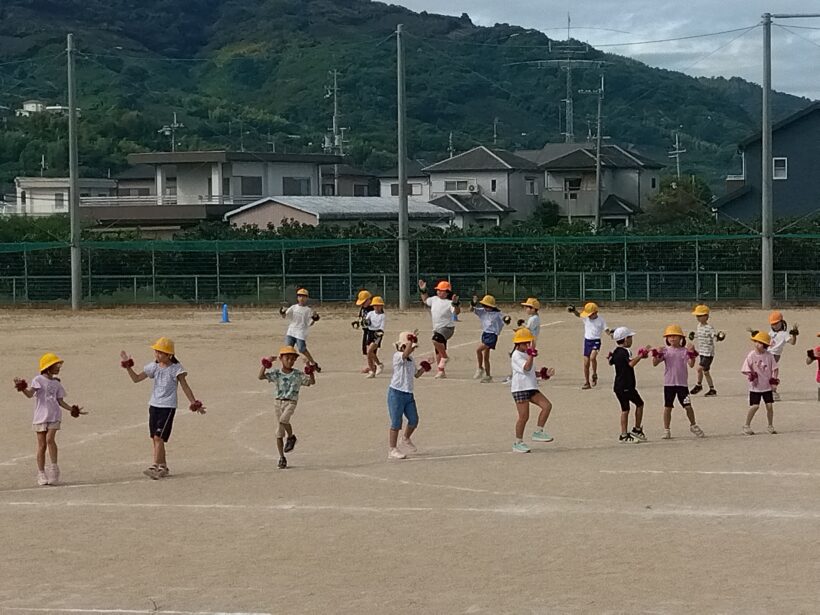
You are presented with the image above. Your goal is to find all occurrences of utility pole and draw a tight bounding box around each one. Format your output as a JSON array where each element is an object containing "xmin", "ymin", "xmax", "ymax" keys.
[
  {"xmin": 67, "ymin": 33, "xmax": 81, "ymax": 311},
  {"xmin": 580, "ymin": 75, "xmax": 604, "ymax": 228},
  {"xmin": 760, "ymin": 11, "xmax": 820, "ymax": 309},
  {"xmin": 396, "ymin": 24, "xmax": 409, "ymax": 310},
  {"xmin": 493, "ymin": 117, "xmax": 499, "ymax": 146},
  {"xmin": 158, "ymin": 112, "xmax": 183, "ymax": 152},
  {"xmin": 668, "ymin": 132, "xmax": 686, "ymax": 179},
  {"xmin": 448, "ymin": 131, "xmax": 455, "ymax": 158},
  {"xmin": 267, "ymin": 129, "xmax": 275, "ymax": 153},
  {"xmin": 327, "ymin": 69, "xmax": 344, "ymax": 195},
  {"xmin": 239, "ymin": 118, "xmax": 245, "ymax": 152}
]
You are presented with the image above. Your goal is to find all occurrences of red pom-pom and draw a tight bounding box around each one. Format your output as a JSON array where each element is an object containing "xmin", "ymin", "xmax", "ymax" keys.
[
  {"xmin": 189, "ymin": 400, "xmax": 203, "ymax": 412},
  {"xmin": 686, "ymin": 350, "xmax": 699, "ymax": 359},
  {"xmin": 638, "ymin": 348, "xmax": 650, "ymax": 359},
  {"xmin": 769, "ymin": 377, "xmax": 780, "ymax": 386},
  {"xmin": 651, "ymin": 348, "xmax": 661, "ymax": 358},
  {"xmin": 407, "ymin": 334, "xmax": 418, "ymax": 344},
  {"xmin": 303, "ymin": 364, "xmax": 315, "ymax": 375},
  {"xmin": 120, "ymin": 358, "xmax": 134, "ymax": 369},
  {"xmin": 420, "ymin": 360, "xmax": 432, "ymax": 372},
  {"xmin": 537, "ymin": 367, "xmax": 550, "ymax": 380},
  {"xmin": 747, "ymin": 373, "xmax": 758, "ymax": 383},
  {"xmin": 14, "ymin": 379, "xmax": 28, "ymax": 392},
  {"xmin": 261, "ymin": 357, "xmax": 273, "ymax": 369},
  {"xmin": 526, "ymin": 348, "xmax": 538, "ymax": 357},
  {"xmin": 70, "ymin": 405, "xmax": 81, "ymax": 418}
]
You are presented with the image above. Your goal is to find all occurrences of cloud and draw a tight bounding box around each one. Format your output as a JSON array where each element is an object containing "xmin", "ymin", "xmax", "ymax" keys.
[{"xmin": 391, "ymin": 0, "xmax": 820, "ymax": 99}]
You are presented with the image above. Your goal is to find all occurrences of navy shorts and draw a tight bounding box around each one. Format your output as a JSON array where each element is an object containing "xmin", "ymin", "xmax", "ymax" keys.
[
  {"xmin": 148, "ymin": 406, "xmax": 176, "ymax": 442},
  {"xmin": 663, "ymin": 386, "xmax": 691, "ymax": 408},
  {"xmin": 387, "ymin": 387, "xmax": 419, "ymax": 430},
  {"xmin": 284, "ymin": 335, "xmax": 307, "ymax": 353},
  {"xmin": 750, "ymin": 390, "xmax": 774, "ymax": 406},
  {"xmin": 615, "ymin": 389, "xmax": 644, "ymax": 412},
  {"xmin": 481, "ymin": 331, "xmax": 498, "ymax": 350},
  {"xmin": 699, "ymin": 355, "xmax": 714, "ymax": 371},
  {"xmin": 584, "ymin": 338, "xmax": 602, "ymax": 357}
]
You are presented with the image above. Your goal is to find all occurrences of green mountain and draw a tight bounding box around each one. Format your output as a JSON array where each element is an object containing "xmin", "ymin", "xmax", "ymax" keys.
[{"xmin": 0, "ymin": 0, "xmax": 811, "ymax": 190}]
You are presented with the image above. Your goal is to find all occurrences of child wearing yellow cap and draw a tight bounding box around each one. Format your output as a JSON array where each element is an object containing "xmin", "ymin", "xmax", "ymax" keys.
[
  {"xmin": 689, "ymin": 305, "xmax": 725, "ymax": 397},
  {"xmin": 509, "ymin": 328, "xmax": 555, "ymax": 453},
  {"xmin": 742, "ymin": 331, "xmax": 779, "ymax": 435},
  {"xmin": 418, "ymin": 279, "xmax": 461, "ymax": 379},
  {"xmin": 14, "ymin": 353, "xmax": 86, "ymax": 486},
  {"xmin": 387, "ymin": 331, "xmax": 430, "ymax": 460},
  {"xmin": 364, "ymin": 296, "xmax": 386, "ymax": 378},
  {"xmin": 568, "ymin": 302, "xmax": 611, "ymax": 389},
  {"xmin": 280, "ymin": 288, "xmax": 321, "ymax": 372},
  {"xmin": 258, "ymin": 346, "xmax": 316, "ymax": 469},
  {"xmin": 352, "ymin": 289, "xmax": 374, "ymax": 374},
  {"xmin": 470, "ymin": 294, "xmax": 510, "ymax": 383},
  {"xmin": 651, "ymin": 325, "xmax": 705, "ymax": 439},
  {"xmin": 766, "ymin": 311, "xmax": 798, "ymax": 401},
  {"xmin": 120, "ymin": 338, "xmax": 205, "ymax": 479}
]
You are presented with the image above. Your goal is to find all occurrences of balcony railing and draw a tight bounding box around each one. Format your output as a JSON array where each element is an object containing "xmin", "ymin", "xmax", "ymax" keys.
[{"xmin": 79, "ymin": 195, "xmax": 265, "ymax": 207}]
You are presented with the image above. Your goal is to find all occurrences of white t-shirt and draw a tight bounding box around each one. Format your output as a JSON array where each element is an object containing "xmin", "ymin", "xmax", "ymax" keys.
[
  {"xmin": 583, "ymin": 315, "xmax": 607, "ymax": 340},
  {"xmin": 390, "ymin": 351, "xmax": 416, "ymax": 393},
  {"xmin": 526, "ymin": 314, "xmax": 541, "ymax": 338},
  {"xmin": 366, "ymin": 311, "xmax": 386, "ymax": 331},
  {"xmin": 510, "ymin": 350, "xmax": 538, "ymax": 393},
  {"xmin": 285, "ymin": 304, "xmax": 313, "ymax": 340},
  {"xmin": 426, "ymin": 296, "xmax": 455, "ymax": 331},
  {"xmin": 144, "ymin": 362, "xmax": 187, "ymax": 408},
  {"xmin": 769, "ymin": 329, "xmax": 790, "ymax": 356}
]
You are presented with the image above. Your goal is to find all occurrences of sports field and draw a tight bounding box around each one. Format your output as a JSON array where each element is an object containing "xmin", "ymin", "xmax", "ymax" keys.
[{"xmin": 1, "ymin": 305, "xmax": 819, "ymax": 614}]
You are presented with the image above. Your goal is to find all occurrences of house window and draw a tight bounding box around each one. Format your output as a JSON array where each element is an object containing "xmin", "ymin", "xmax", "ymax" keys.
[
  {"xmin": 411, "ymin": 183, "xmax": 422, "ymax": 196},
  {"xmin": 283, "ymin": 177, "xmax": 311, "ymax": 196},
  {"xmin": 651, "ymin": 177, "xmax": 657, "ymax": 189},
  {"xmin": 564, "ymin": 177, "xmax": 581, "ymax": 200},
  {"xmin": 54, "ymin": 193, "xmax": 64, "ymax": 209},
  {"xmin": 773, "ymin": 157, "xmax": 788, "ymax": 180},
  {"xmin": 444, "ymin": 180, "xmax": 469, "ymax": 192},
  {"xmin": 323, "ymin": 184, "xmax": 335, "ymax": 196},
  {"xmin": 390, "ymin": 183, "xmax": 399, "ymax": 196},
  {"xmin": 353, "ymin": 184, "xmax": 368, "ymax": 197},
  {"xmin": 491, "ymin": 179, "xmax": 497, "ymax": 193},
  {"xmin": 239, "ymin": 176, "xmax": 263, "ymax": 196},
  {"xmin": 20, "ymin": 190, "xmax": 26, "ymax": 205},
  {"xmin": 525, "ymin": 178, "xmax": 537, "ymax": 196},
  {"xmin": 222, "ymin": 177, "xmax": 231, "ymax": 196}
]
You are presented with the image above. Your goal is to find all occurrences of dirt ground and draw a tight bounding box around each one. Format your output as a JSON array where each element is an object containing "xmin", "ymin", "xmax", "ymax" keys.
[{"xmin": 1, "ymin": 305, "xmax": 819, "ymax": 615}]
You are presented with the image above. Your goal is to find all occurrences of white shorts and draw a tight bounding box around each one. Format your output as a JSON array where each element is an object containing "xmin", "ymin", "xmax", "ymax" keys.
[{"xmin": 33, "ymin": 421, "xmax": 61, "ymax": 432}]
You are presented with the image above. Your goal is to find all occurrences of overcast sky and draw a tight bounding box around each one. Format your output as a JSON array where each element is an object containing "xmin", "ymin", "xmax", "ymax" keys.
[{"xmin": 392, "ymin": 0, "xmax": 820, "ymax": 100}]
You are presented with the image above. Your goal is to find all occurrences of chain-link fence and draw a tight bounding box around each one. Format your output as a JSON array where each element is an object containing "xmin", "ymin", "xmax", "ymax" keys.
[{"xmin": 0, "ymin": 235, "xmax": 818, "ymax": 305}]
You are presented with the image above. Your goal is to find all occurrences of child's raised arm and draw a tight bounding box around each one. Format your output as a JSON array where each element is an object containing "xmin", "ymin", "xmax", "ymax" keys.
[
  {"xmin": 120, "ymin": 351, "xmax": 147, "ymax": 383},
  {"xmin": 258, "ymin": 356, "xmax": 275, "ymax": 380}
]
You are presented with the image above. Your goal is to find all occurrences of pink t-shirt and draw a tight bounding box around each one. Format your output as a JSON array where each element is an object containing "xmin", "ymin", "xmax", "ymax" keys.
[
  {"xmin": 660, "ymin": 346, "xmax": 690, "ymax": 387},
  {"xmin": 741, "ymin": 349, "xmax": 779, "ymax": 393},
  {"xmin": 31, "ymin": 374, "xmax": 65, "ymax": 424}
]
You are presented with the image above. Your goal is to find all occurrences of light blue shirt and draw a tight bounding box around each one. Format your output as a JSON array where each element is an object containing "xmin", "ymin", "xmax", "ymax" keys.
[{"xmin": 474, "ymin": 307, "xmax": 505, "ymax": 335}]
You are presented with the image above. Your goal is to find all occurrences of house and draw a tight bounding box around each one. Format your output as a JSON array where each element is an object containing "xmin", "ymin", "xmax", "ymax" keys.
[
  {"xmin": 15, "ymin": 100, "xmax": 45, "ymax": 117},
  {"xmin": 379, "ymin": 160, "xmax": 431, "ymax": 201},
  {"xmin": 14, "ymin": 177, "xmax": 117, "ymax": 215},
  {"xmin": 715, "ymin": 101, "xmax": 820, "ymax": 220},
  {"xmin": 428, "ymin": 194, "xmax": 513, "ymax": 229},
  {"xmin": 517, "ymin": 143, "xmax": 664, "ymax": 226},
  {"xmin": 320, "ymin": 164, "xmax": 378, "ymax": 196},
  {"xmin": 126, "ymin": 150, "xmax": 342, "ymax": 206},
  {"xmin": 223, "ymin": 196, "xmax": 453, "ymax": 229},
  {"xmin": 423, "ymin": 146, "xmax": 543, "ymax": 224},
  {"xmin": 115, "ymin": 164, "xmax": 177, "ymax": 198}
]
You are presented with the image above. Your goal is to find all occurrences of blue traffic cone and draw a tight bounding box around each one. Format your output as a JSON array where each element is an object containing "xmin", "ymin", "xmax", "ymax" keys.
[{"xmin": 221, "ymin": 303, "xmax": 230, "ymax": 323}]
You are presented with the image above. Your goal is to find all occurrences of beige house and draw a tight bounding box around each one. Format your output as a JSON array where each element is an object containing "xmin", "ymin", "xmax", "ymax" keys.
[{"xmin": 14, "ymin": 177, "xmax": 116, "ymax": 215}]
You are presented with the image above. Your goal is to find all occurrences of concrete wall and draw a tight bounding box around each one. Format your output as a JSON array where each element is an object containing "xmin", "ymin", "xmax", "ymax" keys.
[
  {"xmin": 175, "ymin": 165, "xmax": 211, "ymax": 204},
  {"xmin": 15, "ymin": 186, "xmax": 68, "ymax": 215},
  {"xmin": 429, "ymin": 171, "xmax": 509, "ymax": 205},
  {"xmin": 506, "ymin": 170, "xmax": 543, "ymax": 220}
]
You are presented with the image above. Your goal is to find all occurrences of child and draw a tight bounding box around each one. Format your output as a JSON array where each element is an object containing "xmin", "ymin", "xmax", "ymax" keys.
[
  {"xmin": 120, "ymin": 337, "xmax": 205, "ymax": 479},
  {"xmin": 352, "ymin": 289, "xmax": 373, "ymax": 373},
  {"xmin": 766, "ymin": 311, "xmax": 798, "ymax": 401},
  {"xmin": 509, "ymin": 328, "xmax": 555, "ymax": 453},
  {"xmin": 280, "ymin": 288, "xmax": 321, "ymax": 372},
  {"xmin": 418, "ymin": 279, "xmax": 461, "ymax": 379},
  {"xmin": 519, "ymin": 298, "xmax": 541, "ymax": 349},
  {"xmin": 651, "ymin": 325, "xmax": 706, "ymax": 440},
  {"xmin": 608, "ymin": 328, "xmax": 650, "ymax": 443},
  {"xmin": 805, "ymin": 338, "xmax": 820, "ymax": 402},
  {"xmin": 471, "ymin": 294, "xmax": 510, "ymax": 383},
  {"xmin": 364, "ymin": 296, "xmax": 386, "ymax": 378},
  {"xmin": 741, "ymin": 331, "xmax": 779, "ymax": 435},
  {"xmin": 387, "ymin": 331, "xmax": 430, "ymax": 460},
  {"xmin": 569, "ymin": 302, "xmax": 611, "ymax": 389},
  {"xmin": 13, "ymin": 353, "xmax": 86, "ymax": 486},
  {"xmin": 689, "ymin": 304, "xmax": 725, "ymax": 397},
  {"xmin": 258, "ymin": 346, "xmax": 316, "ymax": 469}
]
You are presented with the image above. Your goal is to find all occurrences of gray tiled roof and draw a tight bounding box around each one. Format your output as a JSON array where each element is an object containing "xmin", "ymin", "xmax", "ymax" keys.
[
  {"xmin": 224, "ymin": 196, "xmax": 453, "ymax": 221},
  {"xmin": 430, "ymin": 193, "xmax": 513, "ymax": 214},
  {"xmin": 424, "ymin": 146, "xmax": 539, "ymax": 173}
]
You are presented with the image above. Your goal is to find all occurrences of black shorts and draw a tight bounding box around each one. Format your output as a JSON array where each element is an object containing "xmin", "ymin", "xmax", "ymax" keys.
[
  {"xmin": 699, "ymin": 355, "xmax": 714, "ymax": 371},
  {"xmin": 364, "ymin": 329, "xmax": 383, "ymax": 348},
  {"xmin": 750, "ymin": 390, "xmax": 774, "ymax": 406},
  {"xmin": 432, "ymin": 327, "xmax": 455, "ymax": 347},
  {"xmin": 148, "ymin": 406, "xmax": 176, "ymax": 442},
  {"xmin": 663, "ymin": 386, "xmax": 691, "ymax": 408},
  {"xmin": 614, "ymin": 389, "xmax": 644, "ymax": 412},
  {"xmin": 361, "ymin": 330, "xmax": 369, "ymax": 355}
]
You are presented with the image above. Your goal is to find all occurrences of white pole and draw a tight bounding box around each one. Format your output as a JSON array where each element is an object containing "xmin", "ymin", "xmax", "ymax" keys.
[
  {"xmin": 397, "ymin": 24, "xmax": 409, "ymax": 310},
  {"xmin": 761, "ymin": 13, "xmax": 773, "ymax": 310},
  {"xmin": 67, "ymin": 33, "xmax": 81, "ymax": 311}
]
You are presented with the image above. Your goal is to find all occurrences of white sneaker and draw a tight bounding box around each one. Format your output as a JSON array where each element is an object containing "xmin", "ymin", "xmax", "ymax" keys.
[
  {"xmin": 434, "ymin": 370, "xmax": 446, "ymax": 379},
  {"xmin": 46, "ymin": 463, "xmax": 60, "ymax": 485},
  {"xmin": 400, "ymin": 437, "xmax": 417, "ymax": 453},
  {"xmin": 690, "ymin": 424, "xmax": 705, "ymax": 438},
  {"xmin": 388, "ymin": 448, "xmax": 406, "ymax": 460},
  {"xmin": 767, "ymin": 425, "xmax": 778, "ymax": 434},
  {"xmin": 480, "ymin": 375, "xmax": 493, "ymax": 383},
  {"xmin": 742, "ymin": 425, "xmax": 754, "ymax": 436},
  {"xmin": 473, "ymin": 368, "xmax": 484, "ymax": 380},
  {"xmin": 662, "ymin": 429, "xmax": 672, "ymax": 440},
  {"xmin": 157, "ymin": 465, "xmax": 170, "ymax": 477},
  {"xmin": 375, "ymin": 364, "xmax": 384, "ymax": 376},
  {"xmin": 365, "ymin": 370, "xmax": 375, "ymax": 379},
  {"xmin": 37, "ymin": 471, "xmax": 48, "ymax": 486}
]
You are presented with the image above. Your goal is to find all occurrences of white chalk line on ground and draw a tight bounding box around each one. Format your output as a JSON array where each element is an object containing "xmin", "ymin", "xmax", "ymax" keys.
[
  {"xmin": 602, "ymin": 469, "xmax": 820, "ymax": 478},
  {"xmin": 1, "ymin": 608, "xmax": 271, "ymax": 615}
]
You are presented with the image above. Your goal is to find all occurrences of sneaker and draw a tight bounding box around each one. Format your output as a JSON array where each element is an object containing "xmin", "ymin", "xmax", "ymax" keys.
[
  {"xmin": 400, "ymin": 436, "xmax": 417, "ymax": 453},
  {"xmin": 46, "ymin": 463, "xmax": 60, "ymax": 485},
  {"xmin": 375, "ymin": 363, "xmax": 384, "ymax": 376},
  {"xmin": 157, "ymin": 465, "xmax": 170, "ymax": 478},
  {"xmin": 37, "ymin": 471, "xmax": 48, "ymax": 486},
  {"xmin": 512, "ymin": 441, "xmax": 531, "ymax": 453},
  {"xmin": 473, "ymin": 368, "xmax": 484, "ymax": 380},
  {"xmin": 704, "ymin": 388, "xmax": 717, "ymax": 397},
  {"xmin": 631, "ymin": 427, "xmax": 647, "ymax": 441},
  {"xmin": 312, "ymin": 363, "xmax": 322, "ymax": 373},
  {"xmin": 434, "ymin": 370, "xmax": 446, "ymax": 379},
  {"xmin": 502, "ymin": 376, "xmax": 511, "ymax": 384},
  {"xmin": 388, "ymin": 448, "xmax": 406, "ymax": 460},
  {"xmin": 772, "ymin": 391, "xmax": 781, "ymax": 402},
  {"xmin": 143, "ymin": 465, "xmax": 161, "ymax": 480},
  {"xmin": 365, "ymin": 370, "xmax": 375, "ymax": 379},
  {"xmin": 662, "ymin": 429, "xmax": 672, "ymax": 440},
  {"xmin": 690, "ymin": 384, "xmax": 703, "ymax": 395},
  {"xmin": 690, "ymin": 424, "xmax": 705, "ymax": 438},
  {"xmin": 742, "ymin": 425, "xmax": 755, "ymax": 436},
  {"xmin": 581, "ymin": 383, "xmax": 592, "ymax": 390},
  {"xmin": 277, "ymin": 456, "xmax": 288, "ymax": 469},
  {"xmin": 531, "ymin": 430, "xmax": 554, "ymax": 443},
  {"xmin": 619, "ymin": 433, "xmax": 637, "ymax": 443},
  {"xmin": 592, "ymin": 373, "xmax": 598, "ymax": 387},
  {"xmin": 480, "ymin": 375, "xmax": 493, "ymax": 383},
  {"xmin": 284, "ymin": 434, "xmax": 297, "ymax": 453},
  {"xmin": 767, "ymin": 425, "xmax": 778, "ymax": 434}
]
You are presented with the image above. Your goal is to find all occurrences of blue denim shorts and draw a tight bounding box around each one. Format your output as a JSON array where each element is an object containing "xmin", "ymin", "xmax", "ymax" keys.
[
  {"xmin": 284, "ymin": 335, "xmax": 307, "ymax": 353},
  {"xmin": 481, "ymin": 331, "xmax": 498, "ymax": 350},
  {"xmin": 583, "ymin": 338, "xmax": 602, "ymax": 357},
  {"xmin": 387, "ymin": 387, "xmax": 419, "ymax": 430}
]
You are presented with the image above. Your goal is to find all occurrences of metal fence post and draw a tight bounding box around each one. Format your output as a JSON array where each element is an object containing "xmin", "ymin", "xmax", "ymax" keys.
[
  {"xmin": 23, "ymin": 248, "xmax": 29, "ymax": 301},
  {"xmin": 151, "ymin": 247, "xmax": 156, "ymax": 302},
  {"xmin": 645, "ymin": 273, "xmax": 650, "ymax": 301},
  {"xmin": 348, "ymin": 241, "xmax": 353, "ymax": 301},
  {"xmin": 12, "ymin": 278, "xmax": 16, "ymax": 303},
  {"xmin": 133, "ymin": 276, "xmax": 137, "ymax": 301},
  {"xmin": 215, "ymin": 246, "xmax": 221, "ymax": 303},
  {"xmin": 623, "ymin": 238, "xmax": 628, "ymax": 301},
  {"xmin": 784, "ymin": 271, "xmax": 789, "ymax": 302},
  {"xmin": 281, "ymin": 245, "xmax": 287, "ymax": 301},
  {"xmin": 512, "ymin": 273, "xmax": 517, "ymax": 302},
  {"xmin": 715, "ymin": 272, "xmax": 719, "ymax": 302},
  {"xmin": 694, "ymin": 239, "xmax": 700, "ymax": 299},
  {"xmin": 415, "ymin": 240, "xmax": 420, "ymax": 284},
  {"xmin": 194, "ymin": 276, "xmax": 199, "ymax": 303},
  {"xmin": 483, "ymin": 241, "xmax": 488, "ymax": 293},
  {"xmin": 383, "ymin": 274, "xmax": 387, "ymax": 301},
  {"xmin": 319, "ymin": 275, "xmax": 324, "ymax": 303},
  {"xmin": 257, "ymin": 275, "xmax": 261, "ymax": 302},
  {"xmin": 552, "ymin": 242, "xmax": 557, "ymax": 302}
]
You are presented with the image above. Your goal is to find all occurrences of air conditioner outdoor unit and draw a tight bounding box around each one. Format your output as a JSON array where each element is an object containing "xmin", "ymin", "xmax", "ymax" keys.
[{"xmin": 467, "ymin": 184, "xmax": 478, "ymax": 193}]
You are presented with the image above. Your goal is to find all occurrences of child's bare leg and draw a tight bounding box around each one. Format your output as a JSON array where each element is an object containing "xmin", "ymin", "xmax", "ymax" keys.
[
  {"xmin": 745, "ymin": 405, "xmax": 759, "ymax": 427},
  {"xmin": 483, "ymin": 348, "xmax": 492, "ymax": 377},
  {"xmin": 704, "ymin": 370, "xmax": 714, "ymax": 389},
  {"xmin": 433, "ymin": 340, "xmax": 448, "ymax": 360},
  {"xmin": 302, "ymin": 347, "xmax": 317, "ymax": 365},
  {"xmin": 367, "ymin": 344, "xmax": 378, "ymax": 373},
  {"xmin": 765, "ymin": 403, "xmax": 774, "ymax": 427},
  {"xmin": 583, "ymin": 356, "xmax": 591, "ymax": 384},
  {"xmin": 590, "ymin": 350, "xmax": 599, "ymax": 379},
  {"xmin": 515, "ymin": 403, "xmax": 530, "ymax": 439},
  {"xmin": 276, "ymin": 436, "xmax": 285, "ymax": 457},
  {"xmin": 404, "ymin": 423, "xmax": 417, "ymax": 440},
  {"xmin": 152, "ymin": 436, "xmax": 167, "ymax": 466},
  {"xmin": 684, "ymin": 405, "xmax": 697, "ymax": 426},
  {"xmin": 45, "ymin": 429, "xmax": 58, "ymax": 464},
  {"xmin": 475, "ymin": 345, "xmax": 485, "ymax": 370},
  {"xmin": 281, "ymin": 422, "xmax": 293, "ymax": 438},
  {"xmin": 35, "ymin": 432, "xmax": 47, "ymax": 472},
  {"xmin": 532, "ymin": 393, "xmax": 552, "ymax": 428},
  {"xmin": 696, "ymin": 366, "xmax": 704, "ymax": 385},
  {"xmin": 635, "ymin": 404, "xmax": 644, "ymax": 429},
  {"xmin": 663, "ymin": 407, "xmax": 672, "ymax": 430},
  {"xmin": 620, "ymin": 410, "xmax": 629, "ymax": 433},
  {"xmin": 389, "ymin": 428, "xmax": 400, "ymax": 449}
]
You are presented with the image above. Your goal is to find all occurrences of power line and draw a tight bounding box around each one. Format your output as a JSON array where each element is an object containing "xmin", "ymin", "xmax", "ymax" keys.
[{"xmin": 775, "ymin": 23, "xmax": 820, "ymax": 50}]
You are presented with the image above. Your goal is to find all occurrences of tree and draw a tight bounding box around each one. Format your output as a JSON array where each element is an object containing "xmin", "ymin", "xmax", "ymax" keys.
[{"xmin": 637, "ymin": 175, "xmax": 714, "ymax": 229}]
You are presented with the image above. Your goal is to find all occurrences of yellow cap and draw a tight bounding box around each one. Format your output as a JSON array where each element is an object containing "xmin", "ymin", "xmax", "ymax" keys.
[
  {"xmin": 751, "ymin": 331, "xmax": 771, "ymax": 346},
  {"xmin": 479, "ymin": 294, "xmax": 497, "ymax": 308},
  {"xmin": 279, "ymin": 346, "xmax": 299, "ymax": 356},
  {"xmin": 296, "ymin": 288, "xmax": 309, "ymax": 297},
  {"xmin": 356, "ymin": 290, "xmax": 372, "ymax": 305},
  {"xmin": 579, "ymin": 302, "xmax": 599, "ymax": 318},
  {"xmin": 512, "ymin": 328, "xmax": 535, "ymax": 344},
  {"xmin": 521, "ymin": 297, "xmax": 541, "ymax": 310},
  {"xmin": 692, "ymin": 304, "xmax": 710, "ymax": 316},
  {"xmin": 370, "ymin": 296, "xmax": 385, "ymax": 306},
  {"xmin": 663, "ymin": 324, "xmax": 685, "ymax": 338},
  {"xmin": 151, "ymin": 337, "xmax": 175, "ymax": 355},
  {"xmin": 39, "ymin": 352, "xmax": 63, "ymax": 373},
  {"xmin": 768, "ymin": 310, "xmax": 783, "ymax": 325}
]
